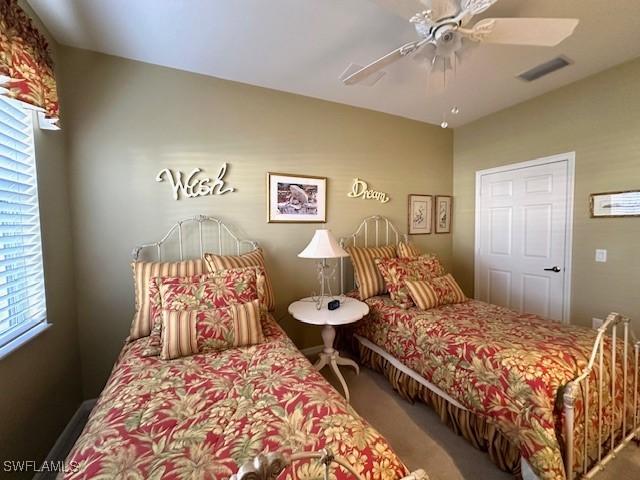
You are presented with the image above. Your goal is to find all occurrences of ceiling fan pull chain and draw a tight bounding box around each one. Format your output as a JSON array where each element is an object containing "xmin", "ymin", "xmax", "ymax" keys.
[
  {"xmin": 453, "ymin": 54, "xmax": 458, "ymax": 82},
  {"xmin": 442, "ymin": 57, "xmax": 447, "ymax": 90}
]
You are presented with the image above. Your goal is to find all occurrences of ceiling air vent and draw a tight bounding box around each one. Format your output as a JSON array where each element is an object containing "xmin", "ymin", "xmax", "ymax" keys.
[{"xmin": 517, "ymin": 56, "xmax": 573, "ymax": 82}]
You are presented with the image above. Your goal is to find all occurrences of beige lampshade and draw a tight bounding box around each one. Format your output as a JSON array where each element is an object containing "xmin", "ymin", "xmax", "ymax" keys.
[{"xmin": 298, "ymin": 229, "xmax": 349, "ymax": 259}]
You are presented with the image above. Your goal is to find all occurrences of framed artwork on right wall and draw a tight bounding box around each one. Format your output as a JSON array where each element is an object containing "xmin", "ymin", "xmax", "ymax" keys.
[
  {"xmin": 408, "ymin": 194, "xmax": 433, "ymax": 235},
  {"xmin": 435, "ymin": 195, "xmax": 452, "ymax": 234}
]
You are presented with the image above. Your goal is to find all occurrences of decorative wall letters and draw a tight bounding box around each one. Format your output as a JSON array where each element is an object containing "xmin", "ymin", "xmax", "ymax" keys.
[
  {"xmin": 347, "ymin": 178, "xmax": 390, "ymax": 204},
  {"xmin": 156, "ymin": 163, "xmax": 235, "ymax": 200}
]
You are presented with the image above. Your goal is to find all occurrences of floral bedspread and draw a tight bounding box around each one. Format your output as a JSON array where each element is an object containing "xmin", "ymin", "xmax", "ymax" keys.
[
  {"xmin": 354, "ymin": 295, "xmax": 636, "ymax": 480},
  {"xmin": 64, "ymin": 314, "xmax": 409, "ymax": 480}
]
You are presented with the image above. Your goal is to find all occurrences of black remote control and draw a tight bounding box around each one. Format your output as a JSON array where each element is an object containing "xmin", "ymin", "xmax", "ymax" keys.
[{"xmin": 328, "ymin": 299, "xmax": 340, "ymax": 310}]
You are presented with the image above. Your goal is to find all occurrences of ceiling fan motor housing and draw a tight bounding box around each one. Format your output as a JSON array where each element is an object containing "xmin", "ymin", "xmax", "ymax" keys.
[{"xmin": 434, "ymin": 22, "xmax": 460, "ymax": 43}]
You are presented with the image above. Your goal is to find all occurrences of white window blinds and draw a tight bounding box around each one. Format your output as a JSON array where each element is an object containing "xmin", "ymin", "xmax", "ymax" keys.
[{"xmin": 0, "ymin": 96, "xmax": 47, "ymax": 356}]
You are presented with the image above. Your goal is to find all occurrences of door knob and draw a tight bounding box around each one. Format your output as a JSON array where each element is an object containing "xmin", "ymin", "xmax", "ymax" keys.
[{"xmin": 544, "ymin": 266, "xmax": 561, "ymax": 273}]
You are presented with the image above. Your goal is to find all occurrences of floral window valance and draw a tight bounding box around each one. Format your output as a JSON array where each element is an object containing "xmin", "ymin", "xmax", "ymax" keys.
[{"xmin": 0, "ymin": 0, "xmax": 58, "ymax": 121}]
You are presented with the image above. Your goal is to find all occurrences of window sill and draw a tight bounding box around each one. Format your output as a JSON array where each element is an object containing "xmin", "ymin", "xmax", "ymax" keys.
[{"xmin": 0, "ymin": 322, "xmax": 51, "ymax": 361}]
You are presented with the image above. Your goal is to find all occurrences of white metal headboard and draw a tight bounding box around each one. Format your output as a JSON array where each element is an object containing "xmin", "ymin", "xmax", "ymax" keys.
[
  {"xmin": 338, "ymin": 215, "xmax": 407, "ymax": 294},
  {"xmin": 132, "ymin": 215, "xmax": 258, "ymax": 261}
]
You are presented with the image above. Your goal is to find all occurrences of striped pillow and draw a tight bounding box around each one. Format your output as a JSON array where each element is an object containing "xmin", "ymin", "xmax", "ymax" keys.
[
  {"xmin": 161, "ymin": 310, "xmax": 199, "ymax": 360},
  {"xmin": 204, "ymin": 248, "xmax": 275, "ymax": 311},
  {"xmin": 229, "ymin": 299, "xmax": 265, "ymax": 347},
  {"xmin": 405, "ymin": 274, "xmax": 467, "ymax": 310},
  {"xmin": 160, "ymin": 300, "xmax": 265, "ymax": 359},
  {"xmin": 129, "ymin": 259, "xmax": 204, "ymax": 340},
  {"xmin": 141, "ymin": 277, "xmax": 163, "ymax": 356},
  {"xmin": 346, "ymin": 245, "xmax": 397, "ymax": 300},
  {"xmin": 398, "ymin": 241, "xmax": 421, "ymax": 258}
]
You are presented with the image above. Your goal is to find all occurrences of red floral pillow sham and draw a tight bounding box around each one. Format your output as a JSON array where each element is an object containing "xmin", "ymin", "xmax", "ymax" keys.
[
  {"xmin": 375, "ymin": 254, "xmax": 446, "ymax": 308},
  {"xmin": 159, "ymin": 267, "xmax": 260, "ymax": 310}
]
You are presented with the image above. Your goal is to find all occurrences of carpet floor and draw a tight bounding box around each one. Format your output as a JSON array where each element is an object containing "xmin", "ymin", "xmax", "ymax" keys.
[{"xmin": 318, "ymin": 360, "xmax": 640, "ymax": 480}]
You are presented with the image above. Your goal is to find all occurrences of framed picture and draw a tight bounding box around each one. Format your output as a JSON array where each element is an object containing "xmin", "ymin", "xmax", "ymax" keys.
[
  {"xmin": 590, "ymin": 190, "xmax": 640, "ymax": 218},
  {"xmin": 407, "ymin": 194, "xmax": 433, "ymax": 235},
  {"xmin": 435, "ymin": 195, "xmax": 452, "ymax": 234},
  {"xmin": 267, "ymin": 172, "xmax": 327, "ymax": 223}
]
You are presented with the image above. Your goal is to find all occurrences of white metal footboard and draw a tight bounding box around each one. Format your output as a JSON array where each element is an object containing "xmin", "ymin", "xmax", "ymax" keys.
[
  {"xmin": 230, "ymin": 449, "xmax": 428, "ymax": 480},
  {"xmin": 563, "ymin": 312, "xmax": 640, "ymax": 479}
]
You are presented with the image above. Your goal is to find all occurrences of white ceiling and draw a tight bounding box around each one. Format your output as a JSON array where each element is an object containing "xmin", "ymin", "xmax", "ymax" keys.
[{"xmin": 28, "ymin": 0, "xmax": 640, "ymax": 127}]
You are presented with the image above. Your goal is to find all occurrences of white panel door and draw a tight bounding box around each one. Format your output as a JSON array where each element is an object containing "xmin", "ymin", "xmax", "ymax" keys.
[{"xmin": 476, "ymin": 156, "xmax": 573, "ymax": 322}]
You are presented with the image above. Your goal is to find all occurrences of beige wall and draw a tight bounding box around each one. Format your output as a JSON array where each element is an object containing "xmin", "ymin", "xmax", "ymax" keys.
[
  {"xmin": 453, "ymin": 58, "xmax": 640, "ymax": 329},
  {"xmin": 0, "ymin": 2, "xmax": 81, "ymax": 471},
  {"xmin": 58, "ymin": 47, "xmax": 453, "ymax": 397}
]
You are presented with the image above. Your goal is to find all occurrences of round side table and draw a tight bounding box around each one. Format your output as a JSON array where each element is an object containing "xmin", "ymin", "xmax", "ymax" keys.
[{"xmin": 288, "ymin": 296, "xmax": 369, "ymax": 402}]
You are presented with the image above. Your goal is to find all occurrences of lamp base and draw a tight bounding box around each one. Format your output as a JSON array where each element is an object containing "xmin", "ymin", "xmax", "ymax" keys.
[{"xmin": 310, "ymin": 259, "xmax": 339, "ymax": 310}]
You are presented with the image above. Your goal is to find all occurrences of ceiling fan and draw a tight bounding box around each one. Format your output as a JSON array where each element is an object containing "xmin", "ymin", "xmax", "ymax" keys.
[{"xmin": 340, "ymin": 0, "xmax": 579, "ymax": 86}]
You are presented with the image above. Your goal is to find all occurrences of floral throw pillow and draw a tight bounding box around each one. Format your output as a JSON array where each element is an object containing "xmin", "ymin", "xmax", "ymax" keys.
[
  {"xmin": 375, "ymin": 254, "xmax": 446, "ymax": 308},
  {"xmin": 159, "ymin": 267, "xmax": 260, "ymax": 310},
  {"xmin": 204, "ymin": 248, "xmax": 275, "ymax": 311}
]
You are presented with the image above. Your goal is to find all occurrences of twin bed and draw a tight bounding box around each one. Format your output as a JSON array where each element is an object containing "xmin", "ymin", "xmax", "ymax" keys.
[
  {"xmin": 63, "ymin": 216, "xmax": 421, "ymax": 480},
  {"xmin": 64, "ymin": 214, "xmax": 639, "ymax": 480},
  {"xmin": 339, "ymin": 216, "xmax": 640, "ymax": 480}
]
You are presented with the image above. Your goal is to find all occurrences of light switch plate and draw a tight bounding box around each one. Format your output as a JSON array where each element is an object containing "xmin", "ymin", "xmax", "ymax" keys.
[{"xmin": 595, "ymin": 249, "xmax": 607, "ymax": 263}]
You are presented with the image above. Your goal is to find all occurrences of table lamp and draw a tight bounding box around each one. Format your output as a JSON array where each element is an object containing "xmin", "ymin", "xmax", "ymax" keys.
[{"xmin": 298, "ymin": 229, "xmax": 349, "ymax": 309}]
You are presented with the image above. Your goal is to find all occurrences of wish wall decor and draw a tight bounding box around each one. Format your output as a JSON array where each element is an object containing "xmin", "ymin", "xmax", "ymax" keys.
[
  {"xmin": 347, "ymin": 178, "xmax": 390, "ymax": 204},
  {"xmin": 408, "ymin": 194, "xmax": 433, "ymax": 235},
  {"xmin": 156, "ymin": 163, "xmax": 235, "ymax": 200},
  {"xmin": 267, "ymin": 172, "xmax": 327, "ymax": 223}
]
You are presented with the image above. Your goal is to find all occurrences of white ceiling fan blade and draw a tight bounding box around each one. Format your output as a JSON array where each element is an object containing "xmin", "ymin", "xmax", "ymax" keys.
[
  {"xmin": 468, "ymin": 18, "xmax": 579, "ymax": 46},
  {"xmin": 460, "ymin": 0, "xmax": 498, "ymax": 16},
  {"xmin": 341, "ymin": 41, "xmax": 422, "ymax": 85}
]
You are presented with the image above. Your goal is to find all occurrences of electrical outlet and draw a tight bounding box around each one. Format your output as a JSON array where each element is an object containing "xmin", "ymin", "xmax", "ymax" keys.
[
  {"xmin": 595, "ymin": 249, "xmax": 607, "ymax": 263},
  {"xmin": 592, "ymin": 317, "xmax": 604, "ymax": 329}
]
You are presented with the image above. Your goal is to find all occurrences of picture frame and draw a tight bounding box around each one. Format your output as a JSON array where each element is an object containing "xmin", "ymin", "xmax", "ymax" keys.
[
  {"xmin": 590, "ymin": 190, "xmax": 640, "ymax": 218},
  {"xmin": 435, "ymin": 195, "xmax": 452, "ymax": 234},
  {"xmin": 267, "ymin": 172, "xmax": 327, "ymax": 223},
  {"xmin": 407, "ymin": 194, "xmax": 433, "ymax": 235}
]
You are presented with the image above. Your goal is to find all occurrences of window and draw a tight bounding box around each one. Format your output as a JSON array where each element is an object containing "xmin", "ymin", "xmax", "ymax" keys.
[{"xmin": 0, "ymin": 96, "xmax": 48, "ymax": 358}]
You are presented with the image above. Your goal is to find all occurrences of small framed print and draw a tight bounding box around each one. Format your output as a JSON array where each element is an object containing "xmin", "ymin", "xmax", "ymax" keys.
[
  {"xmin": 590, "ymin": 190, "xmax": 640, "ymax": 218},
  {"xmin": 267, "ymin": 172, "xmax": 327, "ymax": 223},
  {"xmin": 408, "ymin": 194, "xmax": 433, "ymax": 235},
  {"xmin": 435, "ymin": 195, "xmax": 452, "ymax": 234}
]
